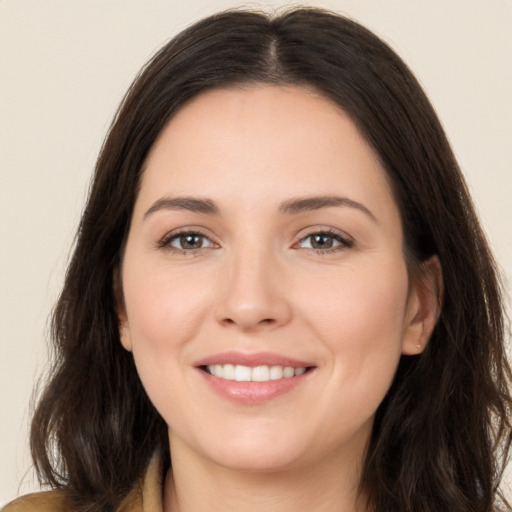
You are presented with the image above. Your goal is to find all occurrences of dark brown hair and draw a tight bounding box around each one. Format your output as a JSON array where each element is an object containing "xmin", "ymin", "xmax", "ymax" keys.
[{"xmin": 30, "ymin": 8, "xmax": 511, "ymax": 512}]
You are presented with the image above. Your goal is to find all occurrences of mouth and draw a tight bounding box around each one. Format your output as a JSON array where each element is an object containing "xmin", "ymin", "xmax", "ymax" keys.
[
  {"xmin": 194, "ymin": 352, "xmax": 316, "ymax": 404},
  {"xmin": 201, "ymin": 364, "xmax": 311, "ymax": 382}
]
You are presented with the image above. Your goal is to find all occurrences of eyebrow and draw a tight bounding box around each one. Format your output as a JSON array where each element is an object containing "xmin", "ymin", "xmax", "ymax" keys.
[
  {"xmin": 279, "ymin": 195, "xmax": 377, "ymax": 222},
  {"xmin": 144, "ymin": 197, "xmax": 219, "ymax": 219},
  {"xmin": 143, "ymin": 194, "xmax": 376, "ymax": 222}
]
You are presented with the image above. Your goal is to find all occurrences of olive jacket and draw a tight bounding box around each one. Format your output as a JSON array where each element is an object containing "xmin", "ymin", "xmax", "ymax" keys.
[{"xmin": 2, "ymin": 457, "xmax": 163, "ymax": 512}]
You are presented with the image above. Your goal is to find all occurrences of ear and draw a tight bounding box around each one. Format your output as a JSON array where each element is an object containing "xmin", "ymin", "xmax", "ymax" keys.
[
  {"xmin": 119, "ymin": 321, "xmax": 133, "ymax": 352},
  {"xmin": 401, "ymin": 255, "xmax": 443, "ymax": 355},
  {"xmin": 114, "ymin": 268, "xmax": 133, "ymax": 352}
]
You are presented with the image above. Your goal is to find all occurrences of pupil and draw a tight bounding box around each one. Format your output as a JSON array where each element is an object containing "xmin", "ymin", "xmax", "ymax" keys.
[
  {"xmin": 181, "ymin": 234, "xmax": 202, "ymax": 249},
  {"xmin": 312, "ymin": 234, "xmax": 333, "ymax": 249}
]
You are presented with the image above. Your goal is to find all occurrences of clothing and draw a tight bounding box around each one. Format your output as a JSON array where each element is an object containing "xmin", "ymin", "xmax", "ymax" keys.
[{"xmin": 2, "ymin": 457, "xmax": 163, "ymax": 512}]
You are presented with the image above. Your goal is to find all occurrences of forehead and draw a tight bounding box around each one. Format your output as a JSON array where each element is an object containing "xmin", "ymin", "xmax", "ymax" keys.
[{"xmin": 137, "ymin": 85, "xmax": 397, "ymax": 220}]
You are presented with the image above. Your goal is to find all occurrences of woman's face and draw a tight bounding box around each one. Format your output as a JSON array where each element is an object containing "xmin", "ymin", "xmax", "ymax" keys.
[{"xmin": 120, "ymin": 85, "xmax": 432, "ymax": 473}]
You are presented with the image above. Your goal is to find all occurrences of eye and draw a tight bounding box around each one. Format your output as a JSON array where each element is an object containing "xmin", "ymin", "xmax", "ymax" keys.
[
  {"xmin": 160, "ymin": 231, "xmax": 215, "ymax": 252},
  {"xmin": 296, "ymin": 230, "xmax": 353, "ymax": 252}
]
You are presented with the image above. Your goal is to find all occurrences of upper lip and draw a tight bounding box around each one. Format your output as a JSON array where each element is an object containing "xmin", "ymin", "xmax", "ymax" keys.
[{"xmin": 194, "ymin": 351, "xmax": 315, "ymax": 368}]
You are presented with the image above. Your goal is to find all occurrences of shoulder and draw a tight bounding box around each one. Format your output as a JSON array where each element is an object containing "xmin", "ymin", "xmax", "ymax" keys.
[
  {"xmin": 2, "ymin": 454, "xmax": 163, "ymax": 512},
  {"xmin": 2, "ymin": 491, "xmax": 70, "ymax": 512}
]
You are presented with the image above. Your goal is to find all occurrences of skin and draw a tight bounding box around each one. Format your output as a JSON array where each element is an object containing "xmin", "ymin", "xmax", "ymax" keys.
[{"xmin": 119, "ymin": 85, "xmax": 440, "ymax": 512}]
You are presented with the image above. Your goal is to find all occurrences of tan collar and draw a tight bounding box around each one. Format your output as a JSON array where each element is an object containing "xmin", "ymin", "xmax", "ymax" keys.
[
  {"xmin": 118, "ymin": 455, "xmax": 164, "ymax": 512},
  {"xmin": 2, "ymin": 457, "xmax": 165, "ymax": 512}
]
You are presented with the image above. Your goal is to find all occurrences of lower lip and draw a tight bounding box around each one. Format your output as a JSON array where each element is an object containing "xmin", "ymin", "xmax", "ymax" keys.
[{"xmin": 198, "ymin": 369, "xmax": 312, "ymax": 404}]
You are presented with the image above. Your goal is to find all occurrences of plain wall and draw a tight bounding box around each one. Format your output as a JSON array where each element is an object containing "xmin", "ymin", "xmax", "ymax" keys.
[{"xmin": 1, "ymin": 0, "xmax": 511, "ymax": 505}]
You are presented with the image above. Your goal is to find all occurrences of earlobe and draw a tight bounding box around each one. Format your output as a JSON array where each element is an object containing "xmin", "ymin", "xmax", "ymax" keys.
[
  {"xmin": 119, "ymin": 321, "xmax": 133, "ymax": 352},
  {"xmin": 401, "ymin": 255, "xmax": 443, "ymax": 355},
  {"xmin": 114, "ymin": 267, "xmax": 132, "ymax": 352}
]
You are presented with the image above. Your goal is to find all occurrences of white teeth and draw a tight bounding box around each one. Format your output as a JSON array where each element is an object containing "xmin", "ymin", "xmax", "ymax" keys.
[
  {"xmin": 283, "ymin": 366, "xmax": 295, "ymax": 378},
  {"xmin": 223, "ymin": 364, "xmax": 235, "ymax": 380},
  {"xmin": 206, "ymin": 364, "xmax": 308, "ymax": 382},
  {"xmin": 234, "ymin": 365, "xmax": 252, "ymax": 382},
  {"xmin": 269, "ymin": 365, "xmax": 283, "ymax": 380},
  {"xmin": 252, "ymin": 365, "xmax": 270, "ymax": 382}
]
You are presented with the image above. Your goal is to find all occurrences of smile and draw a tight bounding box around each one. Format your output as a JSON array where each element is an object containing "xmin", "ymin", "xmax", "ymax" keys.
[
  {"xmin": 195, "ymin": 352, "xmax": 315, "ymax": 403},
  {"xmin": 205, "ymin": 364, "xmax": 307, "ymax": 382}
]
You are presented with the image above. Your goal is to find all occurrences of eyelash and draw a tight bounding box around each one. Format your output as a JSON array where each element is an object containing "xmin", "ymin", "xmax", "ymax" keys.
[
  {"xmin": 294, "ymin": 229, "xmax": 354, "ymax": 254},
  {"xmin": 157, "ymin": 228, "xmax": 354, "ymax": 255}
]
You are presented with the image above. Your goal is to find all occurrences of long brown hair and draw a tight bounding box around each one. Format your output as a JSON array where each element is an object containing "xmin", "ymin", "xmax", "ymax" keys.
[{"xmin": 30, "ymin": 8, "xmax": 511, "ymax": 511}]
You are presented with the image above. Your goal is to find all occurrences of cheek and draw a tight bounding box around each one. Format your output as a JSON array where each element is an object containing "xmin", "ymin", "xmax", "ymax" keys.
[
  {"xmin": 120, "ymin": 260, "xmax": 221, "ymax": 430},
  {"xmin": 298, "ymin": 257, "xmax": 409, "ymax": 392},
  {"xmin": 309, "ymin": 262, "xmax": 409, "ymax": 442},
  {"xmin": 121, "ymin": 260, "xmax": 214, "ymax": 374},
  {"xmin": 306, "ymin": 258, "xmax": 409, "ymax": 342}
]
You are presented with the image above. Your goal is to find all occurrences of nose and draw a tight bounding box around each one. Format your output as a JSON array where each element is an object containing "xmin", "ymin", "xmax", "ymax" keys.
[{"xmin": 215, "ymin": 246, "xmax": 292, "ymax": 332}]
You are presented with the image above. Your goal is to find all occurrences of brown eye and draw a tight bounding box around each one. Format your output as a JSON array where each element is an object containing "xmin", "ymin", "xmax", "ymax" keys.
[
  {"xmin": 180, "ymin": 234, "xmax": 203, "ymax": 249},
  {"xmin": 167, "ymin": 232, "xmax": 213, "ymax": 251},
  {"xmin": 310, "ymin": 234, "xmax": 335, "ymax": 249},
  {"xmin": 298, "ymin": 231, "xmax": 353, "ymax": 252}
]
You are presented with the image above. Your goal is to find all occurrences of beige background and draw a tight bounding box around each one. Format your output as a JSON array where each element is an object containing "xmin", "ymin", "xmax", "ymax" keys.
[{"xmin": 1, "ymin": 0, "xmax": 511, "ymax": 505}]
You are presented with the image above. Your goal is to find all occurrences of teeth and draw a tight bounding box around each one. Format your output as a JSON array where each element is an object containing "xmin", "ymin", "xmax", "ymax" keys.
[
  {"xmin": 270, "ymin": 365, "xmax": 283, "ymax": 380},
  {"xmin": 223, "ymin": 364, "xmax": 235, "ymax": 380},
  {"xmin": 283, "ymin": 366, "xmax": 295, "ymax": 378},
  {"xmin": 206, "ymin": 364, "xmax": 307, "ymax": 382},
  {"xmin": 252, "ymin": 365, "xmax": 270, "ymax": 382},
  {"xmin": 234, "ymin": 365, "xmax": 251, "ymax": 382}
]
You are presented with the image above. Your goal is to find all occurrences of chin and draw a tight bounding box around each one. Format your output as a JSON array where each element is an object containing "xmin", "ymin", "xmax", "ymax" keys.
[
  {"xmin": 169, "ymin": 421, "xmax": 319, "ymax": 473},
  {"xmin": 209, "ymin": 443, "xmax": 310, "ymax": 473}
]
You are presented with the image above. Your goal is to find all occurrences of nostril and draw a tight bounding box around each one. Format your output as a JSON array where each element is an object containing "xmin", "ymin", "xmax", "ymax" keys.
[{"xmin": 220, "ymin": 316, "xmax": 277, "ymax": 330}]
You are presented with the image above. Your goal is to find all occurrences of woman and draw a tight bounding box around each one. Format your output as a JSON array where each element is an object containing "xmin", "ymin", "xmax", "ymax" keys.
[{"xmin": 4, "ymin": 7, "xmax": 511, "ymax": 512}]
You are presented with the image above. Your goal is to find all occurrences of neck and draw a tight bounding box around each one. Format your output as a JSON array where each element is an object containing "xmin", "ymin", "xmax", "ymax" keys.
[{"xmin": 163, "ymin": 437, "xmax": 369, "ymax": 512}]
